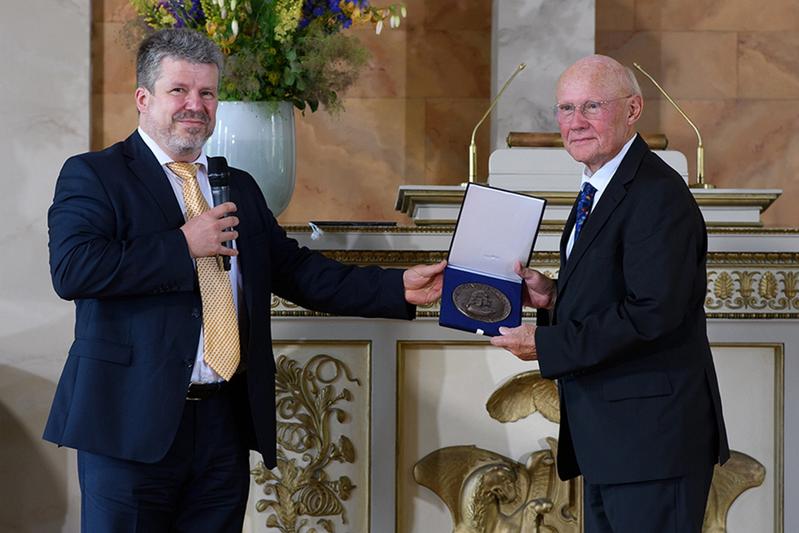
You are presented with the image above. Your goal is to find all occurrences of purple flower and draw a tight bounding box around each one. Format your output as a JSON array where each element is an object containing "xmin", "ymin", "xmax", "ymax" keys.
[{"xmin": 158, "ymin": 0, "xmax": 205, "ymax": 29}]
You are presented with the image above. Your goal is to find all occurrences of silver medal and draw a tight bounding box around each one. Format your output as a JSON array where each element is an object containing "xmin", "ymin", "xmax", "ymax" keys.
[{"xmin": 452, "ymin": 283, "xmax": 511, "ymax": 323}]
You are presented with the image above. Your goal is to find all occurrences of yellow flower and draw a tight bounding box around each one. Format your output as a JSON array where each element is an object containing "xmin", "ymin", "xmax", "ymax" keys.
[{"xmin": 274, "ymin": 0, "xmax": 303, "ymax": 43}]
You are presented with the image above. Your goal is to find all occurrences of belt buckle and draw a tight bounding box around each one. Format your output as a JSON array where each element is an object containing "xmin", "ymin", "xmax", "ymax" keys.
[
  {"xmin": 186, "ymin": 381, "xmax": 224, "ymax": 401},
  {"xmin": 186, "ymin": 387, "xmax": 203, "ymax": 401},
  {"xmin": 186, "ymin": 383, "xmax": 210, "ymax": 401}
]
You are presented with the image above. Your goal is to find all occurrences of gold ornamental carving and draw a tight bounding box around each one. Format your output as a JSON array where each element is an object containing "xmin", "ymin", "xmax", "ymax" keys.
[
  {"xmin": 706, "ymin": 269, "xmax": 799, "ymax": 312},
  {"xmin": 414, "ymin": 443, "xmax": 564, "ymax": 533},
  {"xmin": 704, "ymin": 451, "xmax": 766, "ymax": 532},
  {"xmin": 486, "ymin": 371, "xmax": 559, "ymax": 424},
  {"xmin": 252, "ymin": 354, "xmax": 360, "ymax": 533},
  {"xmin": 414, "ymin": 371, "xmax": 765, "ymax": 533},
  {"xmin": 270, "ymin": 250, "xmax": 799, "ymax": 318}
]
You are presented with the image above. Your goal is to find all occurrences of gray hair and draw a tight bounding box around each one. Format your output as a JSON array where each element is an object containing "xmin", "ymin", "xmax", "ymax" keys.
[
  {"xmin": 624, "ymin": 66, "xmax": 642, "ymax": 97},
  {"xmin": 136, "ymin": 28, "xmax": 225, "ymax": 92}
]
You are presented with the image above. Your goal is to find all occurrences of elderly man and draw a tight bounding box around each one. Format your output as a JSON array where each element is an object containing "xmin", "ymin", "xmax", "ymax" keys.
[
  {"xmin": 44, "ymin": 28, "xmax": 444, "ymax": 532},
  {"xmin": 491, "ymin": 55, "xmax": 729, "ymax": 532}
]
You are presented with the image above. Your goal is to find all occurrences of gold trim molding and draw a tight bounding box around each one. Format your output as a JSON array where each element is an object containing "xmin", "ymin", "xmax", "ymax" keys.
[
  {"xmin": 305, "ymin": 250, "xmax": 798, "ymax": 268},
  {"xmin": 271, "ymin": 252, "xmax": 799, "ymax": 319},
  {"xmin": 284, "ymin": 224, "xmax": 799, "ymax": 235}
]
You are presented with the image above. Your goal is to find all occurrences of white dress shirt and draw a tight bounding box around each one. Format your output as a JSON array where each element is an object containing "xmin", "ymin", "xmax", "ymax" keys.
[
  {"xmin": 138, "ymin": 128, "xmax": 242, "ymax": 383},
  {"xmin": 566, "ymin": 134, "xmax": 637, "ymax": 258}
]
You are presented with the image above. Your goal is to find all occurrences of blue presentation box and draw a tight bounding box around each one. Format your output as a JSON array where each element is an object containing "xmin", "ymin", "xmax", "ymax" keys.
[{"xmin": 439, "ymin": 183, "xmax": 546, "ymax": 336}]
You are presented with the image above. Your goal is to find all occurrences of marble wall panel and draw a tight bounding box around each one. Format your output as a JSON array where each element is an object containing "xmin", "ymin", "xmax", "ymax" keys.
[
  {"xmin": 95, "ymin": 0, "xmax": 136, "ymax": 23},
  {"xmin": 597, "ymin": 1, "xmax": 799, "ymax": 227},
  {"xmin": 491, "ymin": 0, "xmax": 595, "ymax": 150},
  {"xmin": 596, "ymin": 0, "xmax": 635, "ymax": 31},
  {"xmin": 597, "ymin": 30, "xmax": 739, "ymax": 100},
  {"xmin": 0, "ymin": 0, "xmax": 90, "ymax": 531},
  {"xmin": 93, "ymin": 21, "xmax": 136, "ymax": 94},
  {"xmin": 406, "ymin": 29, "xmax": 491, "ymax": 99},
  {"xmin": 397, "ymin": 0, "xmax": 425, "ymax": 29},
  {"xmin": 284, "ymin": 98, "xmax": 426, "ymax": 223},
  {"xmin": 94, "ymin": 0, "xmax": 799, "ymax": 229},
  {"xmin": 738, "ymin": 32, "xmax": 799, "ymax": 99},
  {"xmin": 636, "ymin": 98, "xmax": 799, "ymax": 227},
  {"xmin": 635, "ymin": 0, "xmax": 799, "ymax": 32},
  {"xmin": 345, "ymin": 27, "xmax": 408, "ymax": 98},
  {"xmin": 425, "ymin": 0, "xmax": 492, "ymax": 30},
  {"xmin": 94, "ymin": 0, "xmax": 491, "ymax": 224},
  {"xmin": 93, "ymin": 93, "xmax": 138, "ymax": 150},
  {"xmin": 424, "ymin": 98, "xmax": 491, "ymax": 183}
]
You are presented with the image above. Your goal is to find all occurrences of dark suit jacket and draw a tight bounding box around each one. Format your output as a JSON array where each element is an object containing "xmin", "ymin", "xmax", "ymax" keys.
[
  {"xmin": 44, "ymin": 131, "xmax": 413, "ymax": 468},
  {"xmin": 536, "ymin": 134, "xmax": 729, "ymax": 484}
]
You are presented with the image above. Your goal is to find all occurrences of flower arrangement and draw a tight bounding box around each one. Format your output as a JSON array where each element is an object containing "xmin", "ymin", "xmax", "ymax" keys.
[{"xmin": 129, "ymin": 0, "xmax": 406, "ymax": 112}]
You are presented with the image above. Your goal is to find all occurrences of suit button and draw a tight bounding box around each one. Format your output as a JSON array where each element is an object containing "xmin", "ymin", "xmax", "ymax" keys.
[
  {"xmin": 185, "ymin": 360, "xmax": 194, "ymax": 367},
  {"xmin": 191, "ymin": 308, "xmax": 201, "ymax": 318}
]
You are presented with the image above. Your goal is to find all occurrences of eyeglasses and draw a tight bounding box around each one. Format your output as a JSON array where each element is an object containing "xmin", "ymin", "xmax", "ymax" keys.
[{"xmin": 553, "ymin": 95, "xmax": 633, "ymax": 120}]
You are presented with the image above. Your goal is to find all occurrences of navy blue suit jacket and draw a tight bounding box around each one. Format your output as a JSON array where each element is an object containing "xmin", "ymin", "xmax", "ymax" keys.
[
  {"xmin": 44, "ymin": 131, "xmax": 413, "ymax": 467},
  {"xmin": 536, "ymin": 135, "xmax": 729, "ymax": 484}
]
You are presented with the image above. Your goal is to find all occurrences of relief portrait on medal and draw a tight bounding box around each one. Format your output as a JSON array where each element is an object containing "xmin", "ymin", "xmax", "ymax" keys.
[{"xmin": 453, "ymin": 283, "xmax": 512, "ymax": 323}]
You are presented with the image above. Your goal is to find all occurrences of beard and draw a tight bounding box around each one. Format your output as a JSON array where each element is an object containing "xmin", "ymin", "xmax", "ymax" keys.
[{"xmin": 148, "ymin": 110, "xmax": 214, "ymax": 158}]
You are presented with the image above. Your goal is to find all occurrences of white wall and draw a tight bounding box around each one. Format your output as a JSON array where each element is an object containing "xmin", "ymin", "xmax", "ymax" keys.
[{"xmin": 0, "ymin": 1, "xmax": 89, "ymax": 531}]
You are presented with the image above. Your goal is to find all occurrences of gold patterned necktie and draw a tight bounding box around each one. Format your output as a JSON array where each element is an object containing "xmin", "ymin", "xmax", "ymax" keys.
[{"xmin": 167, "ymin": 161, "xmax": 240, "ymax": 381}]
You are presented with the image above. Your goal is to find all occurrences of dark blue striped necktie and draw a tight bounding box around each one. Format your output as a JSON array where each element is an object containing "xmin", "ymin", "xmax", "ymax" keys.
[{"xmin": 574, "ymin": 182, "xmax": 597, "ymax": 241}]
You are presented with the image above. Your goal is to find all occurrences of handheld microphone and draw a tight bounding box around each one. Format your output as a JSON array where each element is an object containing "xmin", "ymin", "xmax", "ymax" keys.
[{"xmin": 207, "ymin": 156, "xmax": 233, "ymax": 271}]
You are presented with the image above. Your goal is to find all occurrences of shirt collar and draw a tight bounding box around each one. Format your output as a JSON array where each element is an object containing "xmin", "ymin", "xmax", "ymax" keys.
[
  {"xmin": 137, "ymin": 127, "xmax": 208, "ymax": 172},
  {"xmin": 580, "ymin": 134, "xmax": 637, "ymax": 191}
]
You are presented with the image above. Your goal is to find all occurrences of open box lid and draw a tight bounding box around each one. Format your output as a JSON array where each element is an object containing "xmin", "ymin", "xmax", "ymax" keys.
[{"xmin": 448, "ymin": 183, "xmax": 547, "ymax": 282}]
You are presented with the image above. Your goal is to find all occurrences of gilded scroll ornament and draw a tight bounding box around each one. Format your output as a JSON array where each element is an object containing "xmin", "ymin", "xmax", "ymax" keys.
[{"xmin": 252, "ymin": 354, "xmax": 360, "ymax": 533}]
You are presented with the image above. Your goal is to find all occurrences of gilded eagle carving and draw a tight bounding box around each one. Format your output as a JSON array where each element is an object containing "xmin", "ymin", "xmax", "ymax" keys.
[{"xmin": 413, "ymin": 370, "xmax": 766, "ymax": 533}]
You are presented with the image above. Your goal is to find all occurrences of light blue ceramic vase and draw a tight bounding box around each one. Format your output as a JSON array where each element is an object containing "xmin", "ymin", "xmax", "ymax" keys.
[{"xmin": 206, "ymin": 101, "xmax": 296, "ymax": 216}]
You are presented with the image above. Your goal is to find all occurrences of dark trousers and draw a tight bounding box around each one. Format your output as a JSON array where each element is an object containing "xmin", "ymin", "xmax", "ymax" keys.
[
  {"xmin": 583, "ymin": 462, "xmax": 715, "ymax": 533},
  {"xmin": 78, "ymin": 388, "xmax": 251, "ymax": 533}
]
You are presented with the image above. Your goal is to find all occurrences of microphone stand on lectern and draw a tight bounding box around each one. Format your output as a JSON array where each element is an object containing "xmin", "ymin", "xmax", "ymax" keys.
[
  {"xmin": 465, "ymin": 63, "xmax": 527, "ymax": 186},
  {"xmin": 633, "ymin": 62, "xmax": 714, "ymax": 189}
]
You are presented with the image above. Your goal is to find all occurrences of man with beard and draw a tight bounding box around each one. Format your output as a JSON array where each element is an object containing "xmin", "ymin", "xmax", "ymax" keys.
[{"xmin": 44, "ymin": 29, "xmax": 444, "ymax": 532}]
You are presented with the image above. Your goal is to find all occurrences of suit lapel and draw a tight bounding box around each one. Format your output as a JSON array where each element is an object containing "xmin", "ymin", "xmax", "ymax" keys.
[
  {"xmin": 557, "ymin": 135, "xmax": 648, "ymax": 293},
  {"xmin": 561, "ymin": 201, "xmax": 577, "ymax": 265},
  {"xmin": 123, "ymin": 131, "xmax": 185, "ymax": 228},
  {"xmin": 226, "ymin": 171, "xmax": 255, "ymax": 317}
]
